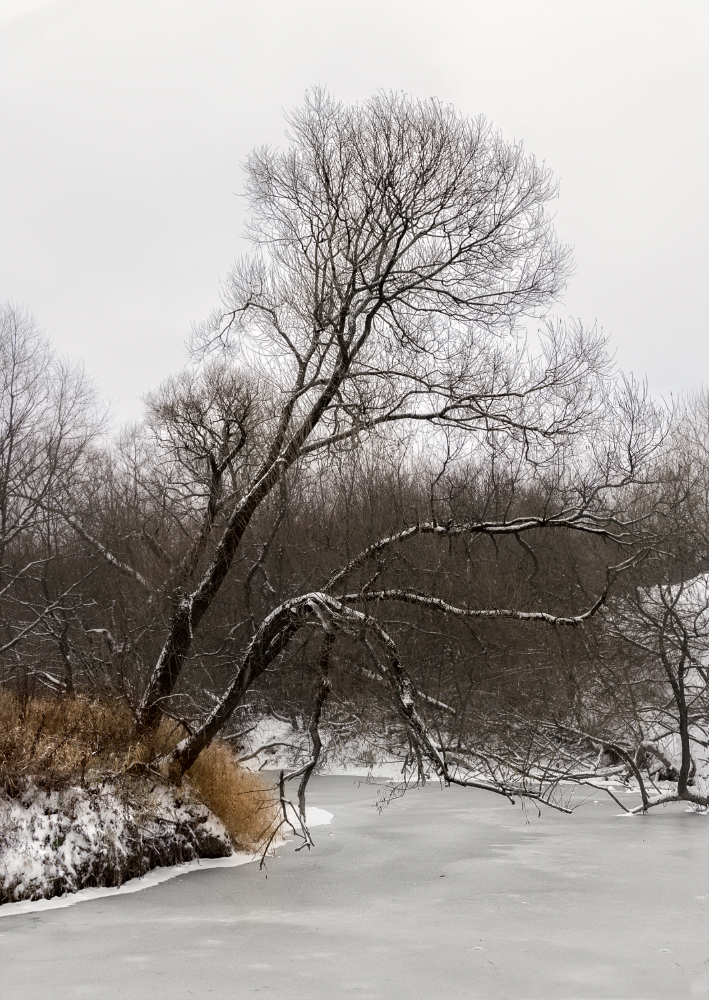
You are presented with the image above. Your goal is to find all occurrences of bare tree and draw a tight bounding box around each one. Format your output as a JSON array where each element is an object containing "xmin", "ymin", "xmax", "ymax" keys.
[
  {"xmin": 5, "ymin": 95, "xmax": 673, "ymax": 823},
  {"xmin": 573, "ymin": 397, "xmax": 709, "ymax": 812},
  {"xmin": 132, "ymin": 90, "xmax": 593, "ymax": 730},
  {"xmin": 0, "ymin": 302, "xmax": 100, "ymax": 687},
  {"xmin": 603, "ymin": 575, "xmax": 709, "ymax": 809},
  {"xmin": 110, "ymin": 92, "xmax": 669, "ymax": 808}
]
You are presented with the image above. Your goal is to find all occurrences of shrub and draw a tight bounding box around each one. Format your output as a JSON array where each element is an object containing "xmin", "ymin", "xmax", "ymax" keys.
[{"xmin": 186, "ymin": 742, "xmax": 279, "ymax": 851}]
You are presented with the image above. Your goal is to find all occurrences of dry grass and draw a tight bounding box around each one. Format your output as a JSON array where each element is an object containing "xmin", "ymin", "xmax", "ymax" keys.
[
  {"xmin": 186, "ymin": 742, "xmax": 279, "ymax": 851},
  {"xmin": 137, "ymin": 716, "xmax": 279, "ymax": 850},
  {"xmin": 0, "ymin": 691, "xmax": 278, "ymax": 851},
  {"xmin": 0, "ymin": 690, "xmax": 136, "ymax": 794}
]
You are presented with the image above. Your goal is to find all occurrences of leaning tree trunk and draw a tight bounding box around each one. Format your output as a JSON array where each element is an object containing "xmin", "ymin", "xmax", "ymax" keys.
[
  {"xmin": 159, "ymin": 592, "xmax": 448, "ymax": 784},
  {"xmin": 137, "ymin": 351, "xmax": 355, "ymax": 735}
]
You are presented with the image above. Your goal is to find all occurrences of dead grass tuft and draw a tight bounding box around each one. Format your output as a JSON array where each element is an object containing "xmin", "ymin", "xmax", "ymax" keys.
[{"xmin": 186, "ymin": 743, "xmax": 278, "ymax": 851}]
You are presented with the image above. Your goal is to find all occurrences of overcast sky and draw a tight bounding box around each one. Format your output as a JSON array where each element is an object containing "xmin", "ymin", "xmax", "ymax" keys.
[{"xmin": 1, "ymin": 0, "xmax": 707, "ymax": 424}]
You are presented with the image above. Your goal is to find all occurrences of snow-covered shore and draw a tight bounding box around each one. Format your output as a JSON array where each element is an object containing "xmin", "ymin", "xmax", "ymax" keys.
[
  {"xmin": 0, "ymin": 779, "xmax": 232, "ymax": 908},
  {"xmin": 5, "ymin": 704, "xmax": 706, "ymax": 916},
  {"xmin": 0, "ymin": 780, "xmax": 333, "ymax": 918}
]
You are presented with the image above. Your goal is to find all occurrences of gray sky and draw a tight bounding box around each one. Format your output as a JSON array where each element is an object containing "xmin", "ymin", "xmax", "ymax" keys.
[{"xmin": 1, "ymin": 0, "xmax": 707, "ymax": 424}]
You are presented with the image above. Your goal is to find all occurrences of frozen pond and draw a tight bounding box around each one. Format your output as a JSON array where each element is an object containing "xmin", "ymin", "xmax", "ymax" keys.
[{"xmin": 1, "ymin": 775, "xmax": 707, "ymax": 998}]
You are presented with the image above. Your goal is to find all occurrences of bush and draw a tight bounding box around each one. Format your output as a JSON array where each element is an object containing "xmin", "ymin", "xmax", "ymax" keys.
[{"xmin": 186, "ymin": 742, "xmax": 278, "ymax": 851}]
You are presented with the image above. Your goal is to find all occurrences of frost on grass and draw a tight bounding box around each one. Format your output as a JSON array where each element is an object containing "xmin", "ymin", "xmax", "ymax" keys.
[{"xmin": 0, "ymin": 779, "xmax": 232, "ymax": 905}]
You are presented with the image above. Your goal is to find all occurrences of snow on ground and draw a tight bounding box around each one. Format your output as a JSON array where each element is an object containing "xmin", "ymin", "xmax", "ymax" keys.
[
  {"xmin": 0, "ymin": 789, "xmax": 334, "ymax": 917},
  {"xmin": 0, "ymin": 780, "xmax": 232, "ymax": 909},
  {"xmin": 286, "ymin": 805, "xmax": 334, "ymax": 827},
  {"xmin": 236, "ymin": 715, "xmax": 399, "ymax": 778}
]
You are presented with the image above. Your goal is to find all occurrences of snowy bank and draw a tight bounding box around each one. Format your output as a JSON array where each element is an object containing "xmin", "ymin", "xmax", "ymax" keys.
[
  {"xmin": 0, "ymin": 779, "xmax": 232, "ymax": 907},
  {"xmin": 0, "ymin": 801, "xmax": 332, "ymax": 917}
]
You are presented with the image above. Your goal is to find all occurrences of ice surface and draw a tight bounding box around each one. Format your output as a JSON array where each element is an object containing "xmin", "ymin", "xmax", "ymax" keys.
[{"xmin": 1, "ymin": 777, "xmax": 706, "ymax": 1000}]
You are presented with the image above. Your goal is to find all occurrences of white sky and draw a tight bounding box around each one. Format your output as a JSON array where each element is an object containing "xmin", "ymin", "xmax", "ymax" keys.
[{"xmin": 1, "ymin": 0, "xmax": 707, "ymax": 424}]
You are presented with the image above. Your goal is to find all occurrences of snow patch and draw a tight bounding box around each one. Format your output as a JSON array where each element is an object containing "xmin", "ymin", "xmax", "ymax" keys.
[
  {"xmin": 236, "ymin": 716, "xmax": 399, "ymax": 778},
  {"xmin": 302, "ymin": 806, "xmax": 333, "ymax": 826},
  {"xmin": 285, "ymin": 804, "xmax": 333, "ymax": 828}
]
